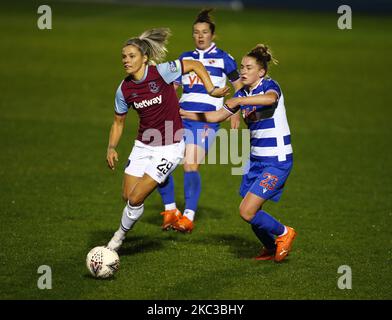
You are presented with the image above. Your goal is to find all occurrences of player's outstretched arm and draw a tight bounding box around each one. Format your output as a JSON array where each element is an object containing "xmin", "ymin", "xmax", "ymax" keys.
[
  {"xmin": 106, "ymin": 114, "xmax": 126, "ymax": 170},
  {"xmin": 233, "ymin": 91, "xmax": 278, "ymax": 107},
  {"xmin": 181, "ymin": 60, "xmax": 229, "ymax": 98}
]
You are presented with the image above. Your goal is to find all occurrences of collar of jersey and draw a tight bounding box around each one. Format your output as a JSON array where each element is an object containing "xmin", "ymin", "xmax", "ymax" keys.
[
  {"xmin": 245, "ymin": 77, "xmax": 264, "ymax": 95},
  {"xmin": 195, "ymin": 42, "xmax": 216, "ymax": 55},
  {"xmin": 131, "ymin": 65, "xmax": 149, "ymax": 84}
]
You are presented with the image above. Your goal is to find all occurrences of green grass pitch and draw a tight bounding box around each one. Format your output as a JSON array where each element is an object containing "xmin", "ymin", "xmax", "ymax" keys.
[{"xmin": 0, "ymin": 0, "xmax": 391, "ymax": 299}]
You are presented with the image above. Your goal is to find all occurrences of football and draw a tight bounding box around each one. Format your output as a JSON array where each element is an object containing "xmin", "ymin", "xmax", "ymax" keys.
[{"xmin": 86, "ymin": 246, "xmax": 120, "ymax": 279}]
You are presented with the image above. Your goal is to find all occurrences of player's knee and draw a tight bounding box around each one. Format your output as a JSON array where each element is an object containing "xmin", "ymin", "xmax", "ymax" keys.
[
  {"xmin": 239, "ymin": 203, "xmax": 256, "ymax": 222},
  {"xmin": 128, "ymin": 191, "xmax": 144, "ymax": 207},
  {"xmin": 184, "ymin": 162, "xmax": 199, "ymax": 172}
]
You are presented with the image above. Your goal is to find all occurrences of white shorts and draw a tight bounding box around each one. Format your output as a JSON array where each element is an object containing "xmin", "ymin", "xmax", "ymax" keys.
[{"xmin": 124, "ymin": 139, "xmax": 185, "ymax": 184}]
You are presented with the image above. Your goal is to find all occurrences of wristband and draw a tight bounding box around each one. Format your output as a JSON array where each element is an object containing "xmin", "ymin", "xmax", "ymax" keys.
[
  {"xmin": 223, "ymin": 104, "xmax": 240, "ymax": 114},
  {"xmin": 208, "ymin": 86, "xmax": 218, "ymax": 95}
]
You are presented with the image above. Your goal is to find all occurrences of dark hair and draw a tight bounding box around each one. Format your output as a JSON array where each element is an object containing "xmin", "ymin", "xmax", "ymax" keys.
[
  {"xmin": 193, "ymin": 9, "xmax": 215, "ymax": 34},
  {"xmin": 124, "ymin": 28, "xmax": 171, "ymax": 64},
  {"xmin": 247, "ymin": 44, "xmax": 278, "ymax": 72}
]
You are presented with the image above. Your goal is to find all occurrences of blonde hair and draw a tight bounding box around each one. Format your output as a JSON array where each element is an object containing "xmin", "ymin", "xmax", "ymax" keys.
[
  {"xmin": 247, "ymin": 44, "xmax": 278, "ymax": 71},
  {"xmin": 124, "ymin": 28, "xmax": 171, "ymax": 64}
]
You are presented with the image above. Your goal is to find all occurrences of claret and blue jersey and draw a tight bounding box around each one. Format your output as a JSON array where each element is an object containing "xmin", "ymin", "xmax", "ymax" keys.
[
  {"xmin": 114, "ymin": 60, "xmax": 184, "ymax": 146},
  {"xmin": 236, "ymin": 77, "xmax": 293, "ymax": 202}
]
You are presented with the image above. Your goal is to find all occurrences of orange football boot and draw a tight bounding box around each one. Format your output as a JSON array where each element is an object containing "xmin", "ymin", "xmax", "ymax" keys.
[
  {"xmin": 160, "ymin": 209, "xmax": 182, "ymax": 230},
  {"xmin": 254, "ymin": 247, "xmax": 276, "ymax": 261},
  {"xmin": 274, "ymin": 226, "xmax": 297, "ymax": 262},
  {"xmin": 172, "ymin": 215, "xmax": 194, "ymax": 233}
]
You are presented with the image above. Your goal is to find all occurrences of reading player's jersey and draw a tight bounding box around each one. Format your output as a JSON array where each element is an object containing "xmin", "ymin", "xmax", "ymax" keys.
[
  {"xmin": 114, "ymin": 60, "xmax": 184, "ymax": 146},
  {"xmin": 234, "ymin": 77, "xmax": 293, "ymax": 164},
  {"xmin": 176, "ymin": 42, "xmax": 239, "ymax": 112}
]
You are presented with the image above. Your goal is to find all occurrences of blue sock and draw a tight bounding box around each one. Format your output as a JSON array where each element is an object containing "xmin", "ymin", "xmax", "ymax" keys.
[
  {"xmin": 184, "ymin": 171, "xmax": 201, "ymax": 212},
  {"xmin": 251, "ymin": 225, "xmax": 276, "ymax": 250},
  {"xmin": 250, "ymin": 210, "xmax": 285, "ymax": 236},
  {"xmin": 157, "ymin": 175, "xmax": 175, "ymax": 205}
]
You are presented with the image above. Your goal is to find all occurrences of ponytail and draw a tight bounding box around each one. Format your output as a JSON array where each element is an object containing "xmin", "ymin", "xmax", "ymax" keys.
[{"xmin": 124, "ymin": 28, "xmax": 171, "ymax": 64}]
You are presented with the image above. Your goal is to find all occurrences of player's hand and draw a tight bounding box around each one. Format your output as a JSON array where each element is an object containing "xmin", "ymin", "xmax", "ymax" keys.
[
  {"xmin": 229, "ymin": 111, "xmax": 241, "ymax": 129},
  {"xmin": 225, "ymin": 97, "xmax": 240, "ymax": 110},
  {"xmin": 106, "ymin": 147, "xmax": 118, "ymax": 170},
  {"xmin": 179, "ymin": 108, "xmax": 187, "ymax": 118},
  {"xmin": 209, "ymin": 86, "xmax": 230, "ymax": 98}
]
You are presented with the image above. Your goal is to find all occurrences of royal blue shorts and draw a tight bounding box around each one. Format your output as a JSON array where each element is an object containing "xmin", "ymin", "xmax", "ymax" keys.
[
  {"xmin": 182, "ymin": 118, "xmax": 220, "ymax": 151},
  {"xmin": 239, "ymin": 157, "xmax": 293, "ymax": 202}
]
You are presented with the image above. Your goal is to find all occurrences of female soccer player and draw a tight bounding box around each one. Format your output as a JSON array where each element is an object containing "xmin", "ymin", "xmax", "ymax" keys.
[
  {"xmin": 106, "ymin": 28, "xmax": 228, "ymax": 251},
  {"xmin": 180, "ymin": 44, "xmax": 296, "ymax": 262},
  {"xmin": 158, "ymin": 9, "xmax": 242, "ymax": 233}
]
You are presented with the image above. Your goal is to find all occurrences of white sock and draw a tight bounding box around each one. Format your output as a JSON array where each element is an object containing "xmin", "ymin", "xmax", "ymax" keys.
[
  {"xmin": 164, "ymin": 203, "xmax": 176, "ymax": 211},
  {"xmin": 114, "ymin": 228, "xmax": 126, "ymax": 239},
  {"xmin": 183, "ymin": 209, "xmax": 195, "ymax": 222},
  {"xmin": 120, "ymin": 202, "xmax": 144, "ymax": 232}
]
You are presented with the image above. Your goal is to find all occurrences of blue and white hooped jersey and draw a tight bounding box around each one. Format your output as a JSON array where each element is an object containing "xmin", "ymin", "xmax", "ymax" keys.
[
  {"xmin": 176, "ymin": 42, "xmax": 239, "ymax": 112},
  {"xmin": 235, "ymin": 77, "xmax": 293, "ymax": 163}
]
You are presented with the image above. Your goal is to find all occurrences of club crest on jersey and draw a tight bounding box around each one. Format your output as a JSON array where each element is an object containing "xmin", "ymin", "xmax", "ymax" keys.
[
  {"xmin": 148, "ymin": 81, "xmax": 160, "ymax": 93},
  {"xmin": 242, "ymin": 106, "xmax": 257, "ymax": 119}
]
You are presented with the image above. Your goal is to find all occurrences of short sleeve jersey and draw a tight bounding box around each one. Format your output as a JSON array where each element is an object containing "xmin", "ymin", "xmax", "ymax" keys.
[{"xmin": 114, "ymin": 60, "xmax": 184, "ymax": 146}]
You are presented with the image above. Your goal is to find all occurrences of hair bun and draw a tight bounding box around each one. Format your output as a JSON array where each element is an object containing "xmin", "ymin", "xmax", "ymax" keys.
[
  {"xmin": 247, "ymin": 43, "xmax": 278, "ymax": 70},
  {"xmin": 263, "ymin": 52, "xmax": 271, "ymax": 62},
  {"xmin": 197, "ymin": 8, "xmax": 213, "ymax": 21},
  {"xmin": 194, "ymin": 8, "xmax": 216, "ymax": 34}
]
